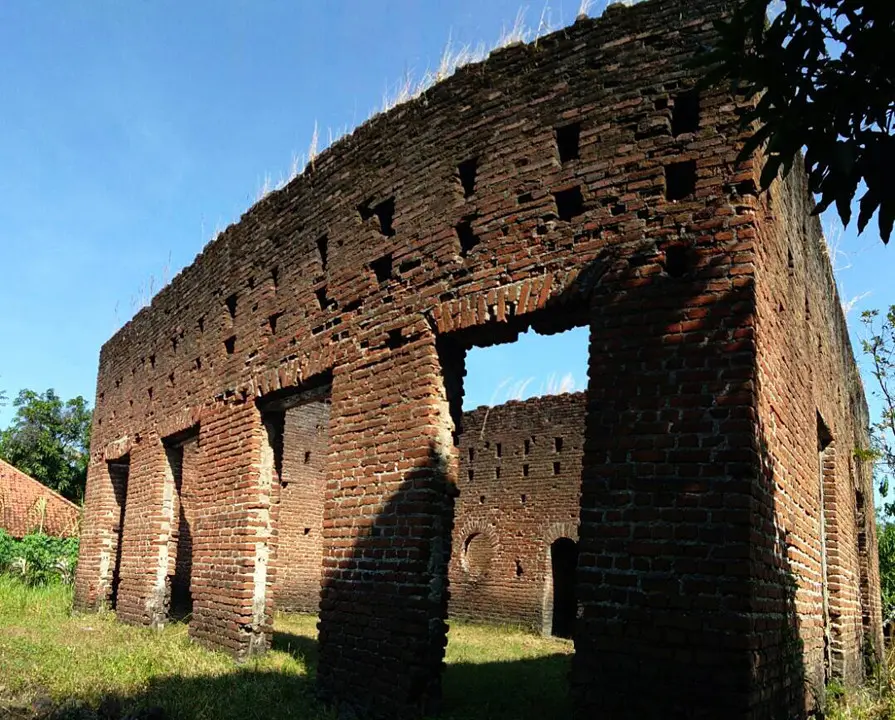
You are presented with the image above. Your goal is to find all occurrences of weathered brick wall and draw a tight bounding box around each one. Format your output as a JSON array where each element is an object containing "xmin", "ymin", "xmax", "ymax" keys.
[
  {"xmin": 749, "ymin": 162, "xmax": 883, "ymax": 707},
  {"xmin": 449, "ymin": 393, "xmax": 584, "ymax": 630},
  {"xmin": 74, "ymin": 0, "xmax": 882, "ymax": 717},
  {"xmin": 270, "ymin": 392, "xmax": 584, "ymax": 627},
  {"xmin": 0, "ymin": 459, "xmax": 80, "ymax": 538},
  {"xmin": 275, "ymin": 399, "xmax": 330, "ymax": 612}
]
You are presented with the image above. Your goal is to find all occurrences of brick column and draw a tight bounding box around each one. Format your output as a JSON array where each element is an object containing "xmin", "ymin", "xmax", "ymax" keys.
[
  {"xmin": 74, "ymin": 459, "xmax": 124, "ymax": 610},
  {"xmin": 188, "ymin": 399, "xmax": 272, "ymax": 657},
  {"xmin": 572, "ymin": 247, "xmax": 761, "ymax": 718},
  {"xmin": 317, "ymin": 331, "xmax": 455, "ymax": 719},
  {"xmin": 112, "ymin": 436, "xmax": 172, "ymax": 626}
]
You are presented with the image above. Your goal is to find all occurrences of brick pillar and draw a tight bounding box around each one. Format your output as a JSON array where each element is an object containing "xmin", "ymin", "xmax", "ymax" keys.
[
  {"xmin": 112, "ymin": 436, "xmax": 173, "ymax": 626},
  {"xmin": 317, "ymin": 331, "xmax": 455, "ymax": 719},
  {"xmin": 188, "ymin": 399, "xmax": 273, "ymax": 657},
  {"xmin": 572, "ymin": 248, "xmax": 761, "ymax": 718},
  {"xmin": 74, "ymin": 459, "xmax": 126, "ymax": 610}
]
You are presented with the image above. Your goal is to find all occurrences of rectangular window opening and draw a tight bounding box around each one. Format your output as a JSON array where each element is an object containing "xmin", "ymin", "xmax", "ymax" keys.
[
  {"xmin": 458, "ymin": 158, "xmax": 477, "ymax": 198},
  {"xmin": 671, "ymin": 89, "xmax": 700, "ymax": 136},
  {"xmin": 371, "ymin": 254, "xmax": 393, "ymax": 284},
  {"xmin": 555, "ymin": 123, "xmax": 581, "ymax": 163},
  {"xmin": 553, "ymin": 186, "xmax": 584, "ymax": 222},
  {"xmin": 456, "ymin": 218, "xmax": 481, "ymax": 258},
  {"xmin": 665, "ymin": 161, "xmax": 697, "ymax": 201},
  {"xmin": 225, "ymin": 293, "xmax": 238, "ymax": 320}
]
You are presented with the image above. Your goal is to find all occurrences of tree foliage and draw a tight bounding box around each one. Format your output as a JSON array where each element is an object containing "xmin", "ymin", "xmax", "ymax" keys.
[
  {"xmin": 863, "ymin": 307, "xmax": 895, "ymax": 509},
  {"xmin": 705, "ymin": 0, "xmax": 895, "ymax": 242},
  {"xmin": 0, "ymin": 389, "xmax": 92, "ymax": 504}
]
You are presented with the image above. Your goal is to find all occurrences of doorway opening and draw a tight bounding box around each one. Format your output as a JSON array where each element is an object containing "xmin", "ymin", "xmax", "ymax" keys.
[
  {"xmin": 164, "ymin": 430, "xmax": 199, "ymax": 622},
  {"xmin": 107, "ymin": 457, "xmax": 130, "ymax": 611},
  {"xmin": 550, "ymin": 537, "xmax": 578, "ymax": 638},
  {"xmin": 258, "ymin": 372, "xmax": 332, "ymax": 654},
  {"xmin": 436, "ymin": 305, "xmax": 589, "ymax": 716}
]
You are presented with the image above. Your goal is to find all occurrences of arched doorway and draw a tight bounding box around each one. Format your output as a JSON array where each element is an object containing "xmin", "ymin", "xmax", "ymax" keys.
[{"xmin": 550, "ymin": 537, "xmax": 578, "ymax": 638}]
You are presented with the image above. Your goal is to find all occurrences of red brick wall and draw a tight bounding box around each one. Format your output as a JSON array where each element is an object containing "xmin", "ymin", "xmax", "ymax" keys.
[
  {"xmin": 275, "ymin": 399, "xmax": 330, "ymax": 612},
  {"xmin": 0, "ymin": 459, "xmax": 80, "ymax": 538},
  {"xmin": 749, "ymin": 163, "xmax": 883, "ymax": 706},
  {"xmin": 268, "ymin": 392, "xmax": 584, "ymax": 629},
  {"xmin": 449, "ymin": 393, "xmax": 584, "ymax": 631},
  {"xmin": 74, "ymin": 0, "xmax": 882, "ymax": 717}
]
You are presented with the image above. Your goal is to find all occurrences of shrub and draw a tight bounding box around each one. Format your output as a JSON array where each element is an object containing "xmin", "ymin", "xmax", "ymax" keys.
[{"xmin": 0, "ymin": 529, "xmax": 78, "ymax": 586}]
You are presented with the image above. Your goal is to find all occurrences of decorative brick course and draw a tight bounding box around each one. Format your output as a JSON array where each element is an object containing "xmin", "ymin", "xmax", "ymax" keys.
[
  {"xmin": 0, "ymin": 459, "xmax": 80, "ymax": 538},
  {"xmin": 74, "ymin": 0, "xmax": 883, "ymax": 717}
]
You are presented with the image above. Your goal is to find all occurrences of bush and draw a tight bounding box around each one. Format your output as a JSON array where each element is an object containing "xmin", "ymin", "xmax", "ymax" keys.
[{"xmin": 0, "ymin": 529, "xmax": 78, "ymax": 585}]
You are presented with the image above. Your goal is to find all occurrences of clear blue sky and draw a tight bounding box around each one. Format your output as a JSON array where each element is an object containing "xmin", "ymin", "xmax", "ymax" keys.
[{"xmin": 0, "ymin": 1, "xmax": 891, "ymax": 426}]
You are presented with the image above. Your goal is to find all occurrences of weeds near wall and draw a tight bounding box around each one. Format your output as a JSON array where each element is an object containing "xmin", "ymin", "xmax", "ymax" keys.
[
  {"xmin": 0, "ymin": 530, "xmax": 78, "ymax": 586},
  {"xmin": 819, "ymin": 647, "xmax": 895, "ymax": 719}
]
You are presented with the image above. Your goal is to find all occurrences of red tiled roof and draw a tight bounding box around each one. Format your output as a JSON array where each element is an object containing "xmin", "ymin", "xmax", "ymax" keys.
[{"xmin": 0, "ymin": 459, "xmax": 80, "ymax": 538}]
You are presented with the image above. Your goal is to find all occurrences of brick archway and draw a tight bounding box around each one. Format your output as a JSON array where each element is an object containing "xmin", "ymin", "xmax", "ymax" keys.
[{"xmin": 541, "ymin": 521, "xmax": 579, "ymax": 636}]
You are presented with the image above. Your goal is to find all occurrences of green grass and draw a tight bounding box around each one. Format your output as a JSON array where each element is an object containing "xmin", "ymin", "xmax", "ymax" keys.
[{"xmin": 0, "ymin": 576, "xmax": 573, "ymax": 719}]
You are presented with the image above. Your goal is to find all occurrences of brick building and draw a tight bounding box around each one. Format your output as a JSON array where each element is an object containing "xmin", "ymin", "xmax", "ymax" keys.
[
  {"xmin": 0, "ymin": 459, "xmax": 80, "ymax": 538},
  {"xmin": 271, "ymin": 392, "xmax": 585, "ymax": 632},
  {"xmin": 74, "ymin": 0, "xmax": 883, "ymax": 717},
  {"xmin": 448, "ymin": 393, "xmax": 584, "ymax": 634}
]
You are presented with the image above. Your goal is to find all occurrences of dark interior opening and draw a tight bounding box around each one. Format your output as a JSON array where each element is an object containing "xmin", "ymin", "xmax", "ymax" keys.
[
  {"xmin": 550, "ymin": 537, "xmax": 578, "ymax": 639},
  {"xmin": 316, "ymin": 235, "xmax": 329, "ymax": 272},
  {"xmin": 671, "ymin": 89, "xmax": 700, "ymax": 136},
  {"xmin": 665, "ymin": 161, "xmax": 697, "ymax": 201},
  {"xmin": 225, "ymin": 293, "xmax": 238, "ymax": 319},
  {"xmin": 554, "ymin": 186, "xmax": 585, "ymax": 222},
  {"xmin": 458, "ymin": 158, "xmax": 477, "ymax": 198},
  {"xmin": 555, "ymin": 123, "xmax": 581, "ymax": 163},
  {"xmin": 108, "ymin": 458, "xmax": 130, "ymax": 611},
  {"xmin": 359, "ymin": 197, "xmax": 396, "ymax": 237},
  {"xmin": 456, "ymin": 218, "xmax": 481, "ymax": 258},
  {"xmin": 664, "ymin": 245, "xmax": 691, "ymax": 278},
  {"xmin": 371, "ymin": 253, "xmax": 394, "ymax": 283}
]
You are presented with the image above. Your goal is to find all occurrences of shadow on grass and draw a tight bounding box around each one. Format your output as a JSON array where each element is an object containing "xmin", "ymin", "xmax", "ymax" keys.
[
  {"xmin": 271, "ymin": 630, "xmax": 320, "ymax": 670},
  {"xmin": 35, "ymin": 638, "xmax": 570, "ymax": 720}
]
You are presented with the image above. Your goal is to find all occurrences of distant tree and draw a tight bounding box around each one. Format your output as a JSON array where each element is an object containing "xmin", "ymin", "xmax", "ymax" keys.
[
  {"xmin": 0, "ymin": 389, "xmax": 92, "ymax": 504},
  {"xmin": 705, "ymin": 0, "xmax": 895, "ymax": 243},
  {"xmin": 860, "ymin": 305, "xmax": 895, "ymax": 624},
  {"xmin": 862, "ymin": 307, "xmax": 895, "ymax": 512},
  {"xmin": 879, "ymin": 522, "xmax": 895, "ymax": 622}
]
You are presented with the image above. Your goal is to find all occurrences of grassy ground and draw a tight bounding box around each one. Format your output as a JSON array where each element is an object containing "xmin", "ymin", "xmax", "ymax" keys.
[{"xmin": 0, "ymin": 576, "xmax": 573, "ymax": 720}]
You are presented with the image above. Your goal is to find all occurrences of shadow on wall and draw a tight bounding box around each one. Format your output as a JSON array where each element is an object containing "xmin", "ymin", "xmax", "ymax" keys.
[
  {"xmin": 563, "ymin": 244, "xmax": 811, "ymax": 719},
  {"xmin": 307, "ymin": 239, "xmax": 814, "ymax": 719},
  {"xmin": 61, "ymin": 248, "xmax": 815, "ymax": 720},
  {"xmin": 33, "ymin": 629, "xmax": 571, "ymax": 720}
]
